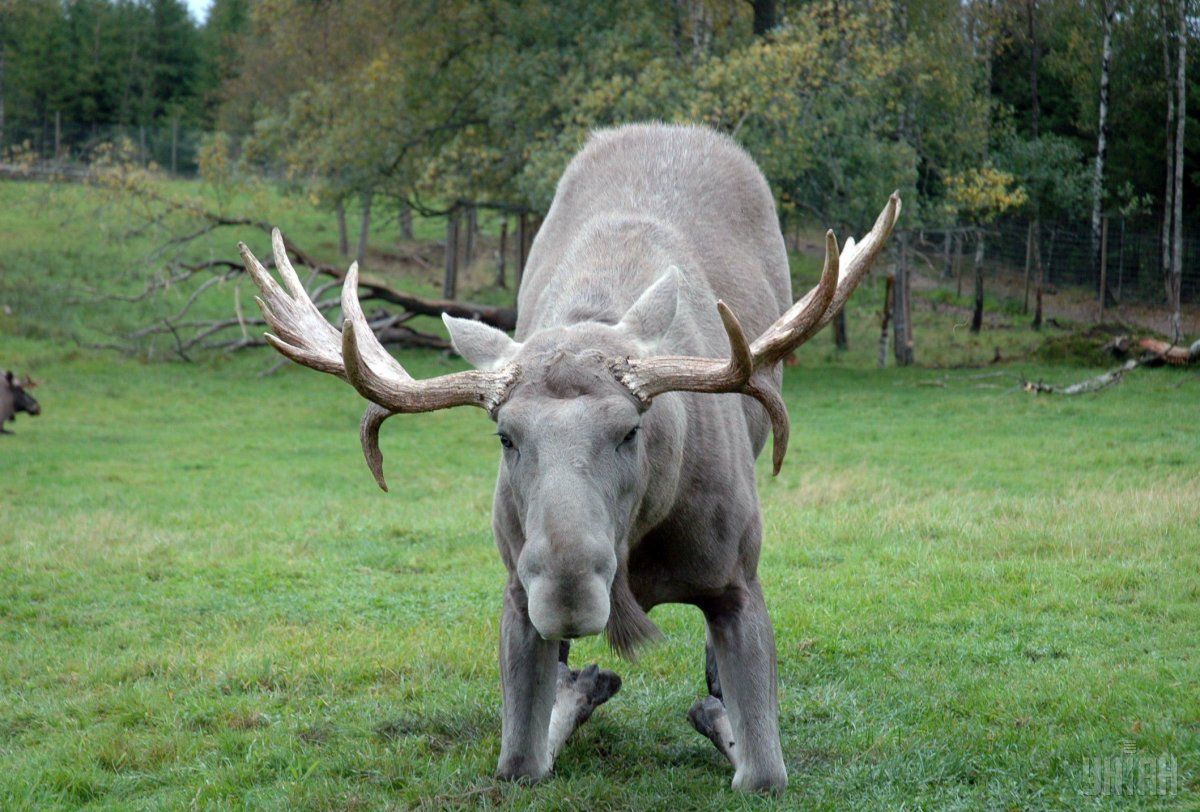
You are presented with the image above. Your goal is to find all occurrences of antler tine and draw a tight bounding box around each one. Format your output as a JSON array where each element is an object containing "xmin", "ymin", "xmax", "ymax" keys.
[
  {"xmin": 614, "ymin": 193, "xmax": 900, "ymax": 475},
  {"xmin": 340, "ymin": 263, "xmax": 415, "ymax": 392},
  {"xmin": 239, "ymin": 240, "xmax": 343, "ymax": 376},
  {"xmin": 618, "ymin": 297, "xmax": 755, "ymax": 401},
  {"xmin": 748, "ymin": 229, "xmax": 840, "ymax": 368},
  {"xmin": 241, "ymin": 230, "xmax": 522, "ymax": 490},
  {"xmin": 360, "ymin": 402, "xmax": 393, "ymax": 492},
  {"xmin": 813, "ymin": 191, "xmax": 902, "ymax": 332}
]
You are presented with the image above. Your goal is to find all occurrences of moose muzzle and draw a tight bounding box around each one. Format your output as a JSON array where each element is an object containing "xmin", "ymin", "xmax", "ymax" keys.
[{"xmin": 517, "ymin": 500, "xmax": 617, "ymax": 641}]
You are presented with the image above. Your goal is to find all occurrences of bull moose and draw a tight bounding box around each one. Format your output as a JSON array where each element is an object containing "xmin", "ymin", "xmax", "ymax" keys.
[
  {"xmin": 241, "ymin": 123, "xmax": 898, "ymax": 792},
  {"xmin": 1, "ymin": 371, "xmax": 40, "ymax": 434}
]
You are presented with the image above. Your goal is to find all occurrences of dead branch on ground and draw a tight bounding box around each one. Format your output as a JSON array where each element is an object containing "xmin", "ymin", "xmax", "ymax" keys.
[{"xmin": 77, "ymin": 172, "xmax": 511, "ymax": 366}]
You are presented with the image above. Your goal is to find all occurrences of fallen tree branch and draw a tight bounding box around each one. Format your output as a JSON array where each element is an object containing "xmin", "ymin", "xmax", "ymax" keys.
[
  {"xmin": 75, "ymin": 175, "xmax": 517, "ymax": 362},
  {"xmin": 1022, "ymin": 359, "xmax": 1142, "ymax": 395}
]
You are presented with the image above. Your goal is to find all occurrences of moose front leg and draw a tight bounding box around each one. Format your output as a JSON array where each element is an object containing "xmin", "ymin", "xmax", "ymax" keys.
[
  {"xmin": 496, "ymin": 586, "xmax": 623, "ymax": 782},
  {"xmin": 497, "ymin": 581, "xmax": 559, "ymax": 782},
  {"xmin": 700, "ymin": 578, "xmax": 787, "ymax": 793}
]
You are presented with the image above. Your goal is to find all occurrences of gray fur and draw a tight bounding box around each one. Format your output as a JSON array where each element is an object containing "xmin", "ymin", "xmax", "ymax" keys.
[{"xmin": 445, "ymin": 124, "xmax": 791, "ymax": 792}]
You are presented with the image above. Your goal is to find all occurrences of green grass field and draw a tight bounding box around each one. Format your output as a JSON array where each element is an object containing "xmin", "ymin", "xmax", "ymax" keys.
[{"xmin": 1, "ymin": 180, "xmax": 1197, "ymax": 809}]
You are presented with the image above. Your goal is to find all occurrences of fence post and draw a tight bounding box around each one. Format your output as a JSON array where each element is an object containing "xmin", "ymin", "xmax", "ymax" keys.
[
  {"xmin": 1098, "ymin": 215, "xmax": 1109, "ymax": 323},
  {"xmin": 893, "ymin": 234, "xmax": 914, "ymax": 366},
  {"xmin": 443, "ymin": 207, "xmax": 460, "ymax": 300},
  {"xmin": 464, "ymin": 204, "xmax": 477, "ymax": 265},
  {"xmin": 1023, "ymin": 220, "xmax": 1033, "ymax": 313},
  {"xmin": 517, "ymin": 213, "xmax": 528, "ymax": 288},
  {"xmin": 1032, "ymin": 219, "xmax": 1045, "ymax": 330},
  {"xmin": 955, "ymin": 232, "xmax": 964, "ymax": 298},
  {"xmin": 970, "ymin": 229, "xmax": 985, "ymax": 334},
  {"xmin": 878, "ymin": 272, "xmax": 895, "ymax": 368},
  {"xmin": 497, "ymin": 218, "xmax": 508, "ymax": 289},
  {"xmin": 170, "ymin": 117, "xmax": 179, "ymax": 175}
]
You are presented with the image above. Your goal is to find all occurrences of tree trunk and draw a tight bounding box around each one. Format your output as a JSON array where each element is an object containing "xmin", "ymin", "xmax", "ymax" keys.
[
  {"xmin": 878, "ymin": 274, "xmax": 895, "ymax": 368},
  {"xmin": 750, "ymin": 0, "xmax": 777, "ymax": 36},
  {"xmin": 1090, "ymin": 1, "xmax": 1115, "ymax": 273},
  {"xmin": 399, "ymin": 201, "xmax": 413, "ymax": 241},
  {"xmin": 833, "ymin": 307, "xmax": 848, "ymax": 350},
  {"xmin": 893, "ymin": 234, "xmax": 914, "ymax": 366},
  {"xmin": 336, "ymin": 200, "xmax": 349, "ymax": 258},
  {"xmin": 970, "ymin": 231, "xmax": 985, "ymax": 334},
  {"xmin": 1032, "ymin": 219, "xmax": 1045, "ymax": 330},
  {"xmin": 942, "ymin": 230, "xmax": 952, "ymax": 279},
  {"xmin": 443, "ymin": 208, "xmax": 460, "ymax": 300},
  {"xmin": 497, "ymin": 218, "xmax": 508, "ymax": 289},
  {"xmin": 356, "ymin": 191, "xmax": 372, "ymax": 267},
  {"xmin": 1028, "ymin": 0, "xmax": 1041, "ymax": 137},
  {"xmin": 1159, "ymin": 0, "xmax": 1176, "ymax": 324},
  {"xmin": 1169, "ymin": 0, "xmax": 1187, "ymax": 343}
]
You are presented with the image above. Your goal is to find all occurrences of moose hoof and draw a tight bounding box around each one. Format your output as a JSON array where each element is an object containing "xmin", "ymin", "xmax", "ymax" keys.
[
  {"xmin": 731, "ymin": 765, "xmax": 788, "ymax": 795},
  {"xmin": 556, "ymin": 662, "xmax": 622, "ymax": 728},
  {"xmin": 495, "ymin": 754, "xmax": 551, "ymax": 784},
  {"xmin": 687, "ymin": 695, "xmax": 735, "ymax": 762}
]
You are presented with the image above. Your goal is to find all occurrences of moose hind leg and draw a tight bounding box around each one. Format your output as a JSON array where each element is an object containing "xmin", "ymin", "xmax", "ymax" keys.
[
  {"xmin": 547, "ymin": 643, "xmax": 622, "ymax": 759},
  {"xmin": 688, "ymin": 637, "xmax": 736, "ymax": 763}
]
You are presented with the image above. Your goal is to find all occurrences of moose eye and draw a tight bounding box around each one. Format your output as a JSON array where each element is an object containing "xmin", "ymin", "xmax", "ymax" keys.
[
  {"xmin": 620, "ymin": 426, "xmax": 640, "ymax": 448},
  {"xmin": 498, "ymin": 433, "xmax": 515, "ymax": 450}
]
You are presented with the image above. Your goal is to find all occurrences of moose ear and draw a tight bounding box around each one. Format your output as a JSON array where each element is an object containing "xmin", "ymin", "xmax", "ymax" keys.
[
  {"xmin": 443, "ymin": 315, "xmax": 521, "ymax": 370},
  {"xmin": 618, "ymin": 266, "xmax": 682, "ymax": 347},
  {"xmin": 3, "ymin": 371, "xmax": 11, "ymax": 384}
]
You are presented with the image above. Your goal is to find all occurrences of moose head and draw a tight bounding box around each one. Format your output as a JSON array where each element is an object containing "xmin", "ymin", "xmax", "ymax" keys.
[{"xmin": 1, "ymin": 371, "xmax": 40, "ymax": 434}]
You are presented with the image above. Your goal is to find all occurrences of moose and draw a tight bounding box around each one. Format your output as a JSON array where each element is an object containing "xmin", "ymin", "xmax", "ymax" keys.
[
  {"xmin": 241, "ymin": 123, "xmax": 898, "ymax": 793},
  {"xmin": 1, "ymin": 371, "xmax": 40, "ymax": 434}
]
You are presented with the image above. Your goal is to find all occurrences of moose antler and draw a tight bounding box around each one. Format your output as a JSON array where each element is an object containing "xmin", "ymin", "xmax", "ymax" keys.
[
  {"xmin": 614, "ymin": 192, "xmax": 902, "ymax": 474},
  {"xmin": 239, "ymin": 229, "xmax": 518, "ymax": 490},
  {"xmin": 242, "ymin": 193, "xmax": 899, "ymax": 487}
]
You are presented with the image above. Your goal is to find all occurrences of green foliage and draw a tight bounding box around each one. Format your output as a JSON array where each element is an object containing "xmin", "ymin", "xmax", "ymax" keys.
[
  {"xmin": 945, "ymin": 165, "xmax": 1029, "ymax": 224},
  {"xmin": 0, "ymin": 0, "xmax": 246, "ymax": 165},
  {"xmin": 994, "ymin": 133, "xmax": 1092, "ymax": 218}
]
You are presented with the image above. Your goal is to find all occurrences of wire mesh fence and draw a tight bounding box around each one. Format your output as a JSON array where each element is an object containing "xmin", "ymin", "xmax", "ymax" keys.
[
  {"xmin": 1, "ymin": 119, "xmax": 206, "ymax": 175},
  {"xmin": 910, "ymin": 216, "xmax": 1197, "ymax": 313}
]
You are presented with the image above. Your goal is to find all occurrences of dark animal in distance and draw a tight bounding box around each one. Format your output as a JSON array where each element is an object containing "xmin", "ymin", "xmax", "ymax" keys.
[
  {"xmin": 241, "ymin": 123, "xmax": 899, "ymax": 793},
  {"xmin": 1, "ymin": 371, "xmax": 40, "ymax": 434}
]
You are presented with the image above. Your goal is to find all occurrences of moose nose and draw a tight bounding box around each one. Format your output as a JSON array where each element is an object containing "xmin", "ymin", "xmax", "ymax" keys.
[
  {"xmin": 525, "ymin": 575, "xmax": 611, "ymax": 641},
  {"xmin": 518, "ymin": 538, "xmax": 616, "ymax": 642}
]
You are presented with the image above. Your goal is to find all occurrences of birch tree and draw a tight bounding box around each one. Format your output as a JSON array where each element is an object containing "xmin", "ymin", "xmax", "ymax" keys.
[
  {"xmin": 1168, "ymin": 0, "xmax": 1188, "ymax": 342},
  {"xmin": 1159, "ymin": 0, "xmax": 1177, "ymax": 323},
  {"xmin": 1090, "ymin": 0, "xmax": 1117, "ymax": 274}
]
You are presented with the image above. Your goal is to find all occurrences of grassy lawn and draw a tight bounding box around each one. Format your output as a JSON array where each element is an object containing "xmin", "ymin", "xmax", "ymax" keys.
[{"xmin": 1, "ymin": 180, "xmax": 1197, "ymax": 809}]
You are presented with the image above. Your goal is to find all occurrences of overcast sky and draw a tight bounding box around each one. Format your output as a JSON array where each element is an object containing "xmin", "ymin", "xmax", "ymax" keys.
[{"xmin": 184, "ymin": 0, "xmax": 212, "ymax": 23}]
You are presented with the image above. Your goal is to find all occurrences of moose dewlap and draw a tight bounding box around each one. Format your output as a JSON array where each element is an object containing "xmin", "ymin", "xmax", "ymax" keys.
[{"xmin": 240, "ymin": 123, "xmax": 899, "ymax": 793}]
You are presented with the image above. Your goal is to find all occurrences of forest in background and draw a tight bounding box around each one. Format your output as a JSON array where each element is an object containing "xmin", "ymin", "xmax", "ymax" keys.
[{"xmin": 1, "ymin": 0, "xmax": 1196, "ymax": 336}]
